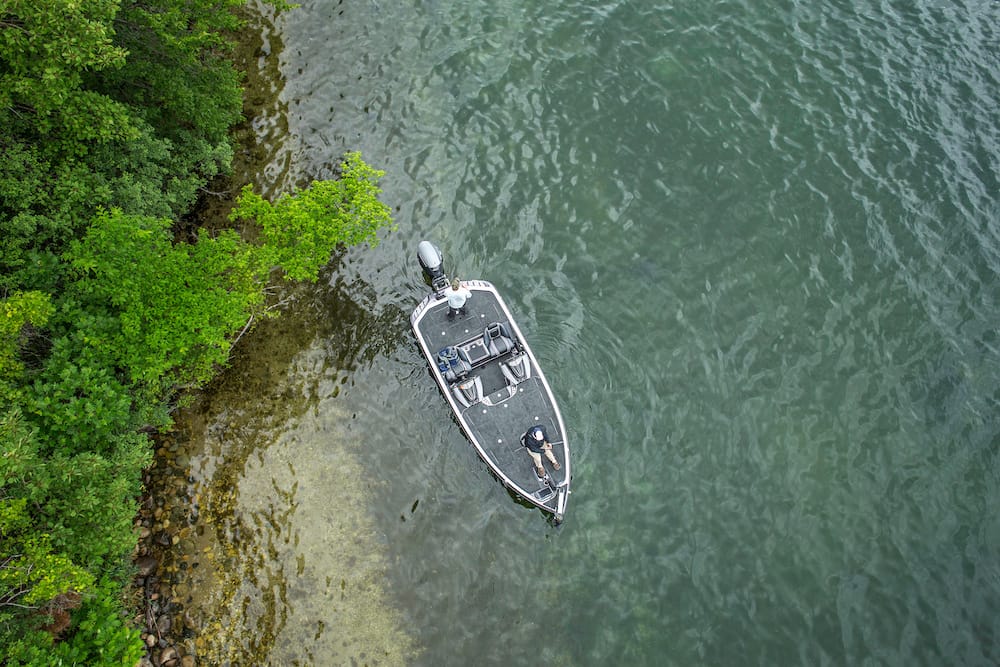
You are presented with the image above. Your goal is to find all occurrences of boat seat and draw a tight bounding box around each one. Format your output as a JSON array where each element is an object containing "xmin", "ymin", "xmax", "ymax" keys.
[
  {"xmin": 438, "ymin": 346, "xmax": 471, "ymax": 382},
  {"xmin": 453, "ymin": 375, "xmax": 484, "ymax": 408},
  {"xmin": 500, "ymin": 353, "xmax": 531, "ymax": 385},
  {"xmin": 484, "ymin": 322, "xmax": 515, "ymax": 357}
]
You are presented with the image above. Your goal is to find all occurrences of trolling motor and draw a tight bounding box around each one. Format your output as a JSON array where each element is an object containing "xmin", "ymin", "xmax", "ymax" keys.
[{"xmin": 417, "ymin": 241, "xmax": 450, "ymax": 295}]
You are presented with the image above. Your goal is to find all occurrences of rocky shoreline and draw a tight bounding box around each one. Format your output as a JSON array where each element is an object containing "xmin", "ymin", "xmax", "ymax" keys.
[{"xmin": 133, "ymin": 438, "xmax": 200, "ymax": 667}]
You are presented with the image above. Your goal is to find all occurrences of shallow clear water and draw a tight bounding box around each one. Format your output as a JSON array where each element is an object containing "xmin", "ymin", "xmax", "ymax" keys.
[{"xmin": 165, "ymin": 1, "xmax": 1000, "ymax": 664}]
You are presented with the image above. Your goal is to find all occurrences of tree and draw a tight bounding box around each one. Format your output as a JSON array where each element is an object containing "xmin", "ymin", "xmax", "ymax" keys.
[
  {"xmin": 0, "ymin": 409, "xmax": 96, "ymax": 656},
  {"xmin": 1, "ymin": 0, "xmax": 394, "ymax": 661},
  {"xmin": 63, "ymin": 209, "xmax": 267, "ymax": 397},
  {"xmin": 1, "ymin": 2, "xmax": 249, "ymax": 660},
  {"xmin": 0, "ymin": 0, "xmax": 134, "ymax": 154},
  {"xmin": 0, "ymin": 0, "xmax": 246, "ymax": 295},
  {"xmin": 230, "ymin": 151, "xmax": 395, "ymax": 281}
]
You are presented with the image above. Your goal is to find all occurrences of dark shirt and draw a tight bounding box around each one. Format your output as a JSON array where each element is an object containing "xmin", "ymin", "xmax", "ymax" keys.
[{"xmin": 524, "ymin": 426, "xmax": 548, "ymax": 452}]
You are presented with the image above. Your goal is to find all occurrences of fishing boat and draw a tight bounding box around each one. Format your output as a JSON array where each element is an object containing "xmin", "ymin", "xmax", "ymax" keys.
[{"xmin": 410, "ymin": 241, "xmax": 571, "ymax": 522}]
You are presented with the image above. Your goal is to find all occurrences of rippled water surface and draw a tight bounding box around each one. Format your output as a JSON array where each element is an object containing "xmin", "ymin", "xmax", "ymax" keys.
[{"xmin": 165, "ymin": 1, "xmax": 1000, "ymax": 664}]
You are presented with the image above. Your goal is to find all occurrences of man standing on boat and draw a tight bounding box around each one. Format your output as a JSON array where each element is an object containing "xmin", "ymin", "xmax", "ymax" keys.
[
  {"xmin": 446, "ymin": 278, "xmax": 471, "ymax": 318},
  {"xmin": 524, "ymin": 425, "xmax": 561, "ymax": 477}
]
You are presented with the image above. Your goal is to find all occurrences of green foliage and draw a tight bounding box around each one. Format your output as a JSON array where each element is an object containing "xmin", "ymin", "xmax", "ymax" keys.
[
  {"xmin": 94, "ymin": 119, "xmax": 235, "ymax": 221},
  {"xmin": 94, "ymin": 0, "xmax": 244, "ymax": 218},
  {"xmin": 0, "ymin": 142, "xmax": 113, "ymax": 292},
  {"xmin": 1, "ymin": 407, "xmax": 149, "ymax": 585},
  {"xmin": 64, "ymin": 209, "xmax": 268, "ymax": 393},
  {"xmin": 0, "ymin": 409, "xmax": 95, "ymax": 656},
  {"xmin": 1, "ymin": 406, "xmax": 149, "ymax": 663},
  {"xmin": 0, "ymin": 0, "xmax": 251, "ymax": 661},
  {"xmin": 231, "ymin": 151, "xmax": 395, "ymax": 281},
  {"xmin": 106, "ymin": 0, "xmax": 243, "ymax": 138},
  {"xmin": 2, "ymin": 577, "xmax": 143, "ymax": 667},
  {"xmin": 0, "ymin": 417, "xmax": 95, "ymax": 605},
  {"xmin": 49, "ymin": 578, "xmax": 144, "ymax": 666},
  {"xmin": 24, "ymin": 335, "xmax": 155, "ymax": 454},
  {"xmin": 0, "ymin": 0, "xmax": 246, "ymax": 295},
  {"xmin": 0, "ymin": 500, "xmax": 96, "ymax": 606},
  {"xmin": 0, "ymin": 290, "xmax": 53, "ymax": 400},
  {"xmin": 1, "ymin": 0, "xmax": 396, "ymax": 662},
  {"xmin": 0, "ymin": 627, "xmax": 57, "ymax": 667},
  {"xmin": 0, "ymin": 0, "xmax": 134, "ymax": 154},
  {"xmin": 12, "ymin": 420, "xmax": 152, "ymax": 571}
]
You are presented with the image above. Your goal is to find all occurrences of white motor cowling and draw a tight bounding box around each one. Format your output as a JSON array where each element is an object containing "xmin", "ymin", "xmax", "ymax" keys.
[
  {"xmin": 417, "ymin": 241, "xmax": 443, "ymax": 279},
  {"xmin": 417, "ymin": 241, "xmax": 450, "ymax": 294}
]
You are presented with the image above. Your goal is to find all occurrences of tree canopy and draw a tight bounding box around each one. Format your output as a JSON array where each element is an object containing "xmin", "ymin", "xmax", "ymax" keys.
[
  {"xmin": 0, "ymin": 1, "xmax": 393, "ymax": 663},
  {"xmin": 231, "ymin": 152, "xmax": 394, "ymax": 281}
]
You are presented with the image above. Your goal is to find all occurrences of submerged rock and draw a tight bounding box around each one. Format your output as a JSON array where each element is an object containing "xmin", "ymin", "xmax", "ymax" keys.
[
  {"xmin": 137, "ymin": 556, "xmax": 159, "ymax": 577},
  {"xmin": 158, "ymin": 646, "xmax": 177, "ymax": 667},
  {"xmin": 157, "ymin": 645, "xmax": 178, "ymax": 667},
  {"xmin": 156, "ymin": 613, "xmax": 172, "ymax": 635}
]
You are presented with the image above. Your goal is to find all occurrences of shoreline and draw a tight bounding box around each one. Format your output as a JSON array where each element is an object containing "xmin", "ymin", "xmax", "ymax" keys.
[
  {"xmin": 130, "ymin": 4, "xmax": 416, "ymax": 664},
  {"xmin": 132, "ymin": 353, "xmax": 418, "ymax": 665},
  {"xmin": 131, "ymin": 4, "xmax": 285, "ymax": 665}
]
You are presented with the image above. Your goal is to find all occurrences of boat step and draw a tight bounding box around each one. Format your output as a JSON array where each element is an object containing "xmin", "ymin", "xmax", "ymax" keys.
[{"xmin": 534, "ymin": 487, "xmax": 556, "ymax": 502}]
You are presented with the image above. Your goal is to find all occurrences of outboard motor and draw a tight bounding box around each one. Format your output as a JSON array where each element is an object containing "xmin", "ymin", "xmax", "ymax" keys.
[{"xmin": 417, "ymin": 241, "xmax": 450, "ymax": 294}]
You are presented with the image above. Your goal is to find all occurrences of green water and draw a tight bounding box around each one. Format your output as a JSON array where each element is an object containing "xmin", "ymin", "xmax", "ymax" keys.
[{"xmin": 163, "ymin": 1, "xmax": 1000, "ymax": 664}]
